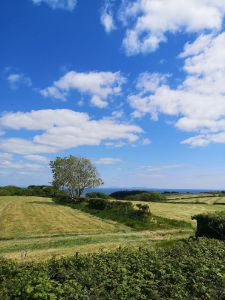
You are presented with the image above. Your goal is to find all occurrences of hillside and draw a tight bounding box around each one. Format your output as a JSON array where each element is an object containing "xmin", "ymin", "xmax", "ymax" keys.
[{"xmin": 0, "ymin": 195, "xmax": 225, "ymax": 260}]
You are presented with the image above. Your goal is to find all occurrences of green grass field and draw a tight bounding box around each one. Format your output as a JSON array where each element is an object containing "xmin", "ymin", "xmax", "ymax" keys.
[{"xmin": 0, "ymin": 195, "xmax": 225, "ymax": 261}]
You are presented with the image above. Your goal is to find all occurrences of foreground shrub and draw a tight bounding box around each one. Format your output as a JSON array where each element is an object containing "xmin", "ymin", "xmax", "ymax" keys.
[
  {"xmin": 192, "ymin": 212, "xmax": 225, "ymax": 240},
  {"xmin": 0, "ymin": 238, "xmax": 225, "ymax": 299}
]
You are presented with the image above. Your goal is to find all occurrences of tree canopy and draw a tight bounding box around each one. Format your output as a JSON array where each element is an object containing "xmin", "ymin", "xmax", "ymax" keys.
[{"xmin": 50, "ymin": 156, "xmax": 103, "ymax": 200}]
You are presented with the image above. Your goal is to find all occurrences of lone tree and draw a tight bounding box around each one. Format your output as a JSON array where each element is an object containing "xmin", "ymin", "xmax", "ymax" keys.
[{"xmin": 50, "ymin": 156, "xmax": 103, "ymax": 200}]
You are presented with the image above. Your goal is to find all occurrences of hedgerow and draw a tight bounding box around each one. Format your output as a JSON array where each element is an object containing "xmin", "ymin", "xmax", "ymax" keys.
[
  {"xmin": 193, "ymin": 211, "xmax": 225, "ymax": 240},
  {"xmin": 0, "ymin": 238, "xmax": 225, "ymax": 299}
]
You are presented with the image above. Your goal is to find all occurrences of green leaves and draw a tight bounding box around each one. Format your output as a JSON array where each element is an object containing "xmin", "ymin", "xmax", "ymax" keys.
[
  {"xmin": 1, "ymin": 238, "xmax": 225, "ymax": 299},
  {"xmin": 50, "ymin": 156, "xmax": 103, "ymax": 199}
]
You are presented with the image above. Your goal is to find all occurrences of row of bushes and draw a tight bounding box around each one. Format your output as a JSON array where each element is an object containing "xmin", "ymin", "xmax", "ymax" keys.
[
  {"xmin": 0, "ymin": 238, "xmax": 224, "ymax": 299},
  {"xmin": 87, "ymin": 198, "xmax": 150, "ymax": 218}
]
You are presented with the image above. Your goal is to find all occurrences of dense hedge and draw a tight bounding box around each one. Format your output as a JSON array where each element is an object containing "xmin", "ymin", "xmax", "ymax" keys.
[
  {"xmin": 110, "ymin": 190, "xmax": 148, "ymax": 199},
  {"xmin": 110, "ymin": 190, "xmax": 166, "ymax": 202},
  {"xmin": 0, "ymin": 238, "xmax": 225, "ymax": 299},
  {"xmin": 88, "ymin": 198, "xmax": 109, "ymax": 210},
  {"xmin": 126, "ymin": 192, "xmax": 166, "ymax": 202},
  {"xmin": 86, "ymin": 192, "xmax": 111, "ymax": 199},
  {"xmin": 87, "ymin": 198, "xmax": 149, "ymax": 217},
  {"xmin": 193, "ymin": 212, "xmax": 225, "ymax": 240}
]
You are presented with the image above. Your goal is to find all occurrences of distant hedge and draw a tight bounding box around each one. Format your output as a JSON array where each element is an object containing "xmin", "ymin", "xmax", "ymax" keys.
[
  {"xmin": 193, "ymin": 212, "xmax": 225, "ymax": 240},
  {"xmin": 110, "ymin": 190, "xmax": 148, "ymax": 199},
  {"xmin": 110, "ymin": 190, "xmax": 166, "ymax": 202},
  {"xmin": 0, "ymin": 185, "xmax": 66, "ymax": 198},
  {"xmin": 86, "ymin": 192, "xmax": 111, "ymax": 199},
  {"xmin": 0, "ymin": 238, "xmax": 225, "ymax": 299},
  {"xmin": 126, "ymin": 192, "xmax": 166, "ymax": 202}
]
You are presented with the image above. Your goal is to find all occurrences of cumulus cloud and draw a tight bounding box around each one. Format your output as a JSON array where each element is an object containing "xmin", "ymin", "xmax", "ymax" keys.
[
  {"xmin": 7, "ymin": 73, "xmax": 32, "ymax": 89},
  {"xmin": 95, "ymin": 157, "xmax": 122, "ymax": 165},
  {"xmin": 40, "ymin": 70, "xmax": 126, "ymax": 108},
  {"xmin": 32, "ymin": 0, "xmax": 77, "ymax": 11},
  {"xmin": 100, "ymin": 0, "xmax": 116, "ymax": 34},
  {"xmin": 129, "ymin": 32, "xmax": 225, "ymax": 146},
  {"xmin": 119, "ymin": 0, "xmax": 225, "ymax": 55},
  {"xmin": 0, "ymin": 109, "xmax": 143, "ymax": 154},
  {"xmin": 0, "ymin": 152, "xmax": 46, "ymax": 172}
]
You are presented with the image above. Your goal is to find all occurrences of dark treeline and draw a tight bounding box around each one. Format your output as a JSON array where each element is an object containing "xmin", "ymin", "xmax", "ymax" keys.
[
  {"xmin": 110, "ymin": 190, "xmax": 167, "ymax": 202},
  {"xmin": 0, "ymin": 185, "xmax": 66, "ymax": 198}
]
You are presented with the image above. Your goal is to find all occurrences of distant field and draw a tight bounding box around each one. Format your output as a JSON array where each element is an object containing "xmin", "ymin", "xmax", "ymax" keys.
[
  {"xmin": 165, "ymin": 193, "xmax": 225, "ymax": 205},
  {"xmin": 149, "ymin": 202, "xmax": 225, "ymax": 223},
  {"xmin": 0, "ymin": 195, "xmax": 224, "ymax": 261}
]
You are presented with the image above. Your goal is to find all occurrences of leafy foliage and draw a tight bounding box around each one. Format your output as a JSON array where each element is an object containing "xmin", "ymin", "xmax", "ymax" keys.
[
  {"xmin": 193, "ymin": 211, "xmax": 225, "ymax": 240},
  {"xmin": 126, "ymin": 192, "xmax": 166, "ymax": 202},
  {"xmin": 50, "ymin": 156, "xmax": 103, "ymax": 200},
  {"xmin": 110, "ymin": 190, "xmax": 166, "ymax": 202},
  {"xmin": 110, "ymin": 190, "xmax": 148, "ymax": 199},
  {"xmin": 73, "ymin": 199, "xmax": 191, "ymax": 231},
  {"xmin": 86, "ymin": 192, "xmax": 111, "ymax": 199},
  {"xmin": 0, "ymin": 185, "xmax": 63, "ymax": 198},
  {"xmin": 0, "ymin": 238, "xmax": 225, "ymax": 299},
  {"xmin": 88, "ymin": 198, "xmax": 108, "ymax": 210}
]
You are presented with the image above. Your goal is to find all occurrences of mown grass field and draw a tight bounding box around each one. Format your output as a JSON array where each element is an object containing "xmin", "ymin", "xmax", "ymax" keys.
[{"xmin": 0, "ymin": 195, "xmax": 225, "ymax": 261}]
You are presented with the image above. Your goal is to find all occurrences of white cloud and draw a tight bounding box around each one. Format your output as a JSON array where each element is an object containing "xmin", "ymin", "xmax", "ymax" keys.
[
  {"xmin": 95, "ymin": 157, "xmax": 122, "ymax": 165},
  {"xmin": 141, "ymin": 138, "xmax": 151, "ymax": 145},
  {"xmin": 119, "ymin": 0, "xmax": 225, "ymax": 55},
  {"xmin": 0, "ymin": 109, "xmax": 143, "ymax": 154},
  {"xmin": 0, "ymin": 138, "xmax": 57, "ymax": 155},
  {"xmin": 0, "ymin": 152, "xmax": 46, "ymax": 172},
  {"xmin": 0, "ymin": 152, "xmax": 13, "ymax": 160},
  {"xmin": 129, "ymin": 32, "xmax": 225, "ymax": 146},
  {"xmin": 136, "ymin": 72, "xmax": 169, "ymax": 93},
  {"xmin": 40, "ymin": 70, "xmax": 126, "ymax": 108},
  {"xmin": 7, "ymin": 73, "xmax": 32, "ymax": 89},
  {"xmin": 24, "ymin": 154, "xmax": 49, "ymax": 163},
  {"xmin": 32, "ymin": 0, "xmax": 77, "ymax": 11},
  {"xmin": 100, "ymin": 0, "xmax": 116, "ymax": 34}
]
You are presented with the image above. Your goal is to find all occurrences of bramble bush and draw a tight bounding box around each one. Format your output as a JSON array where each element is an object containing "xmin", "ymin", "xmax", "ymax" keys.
[
  {"xmin": 0, "ymin": 238, "xmax": 225, "ymax": 299},
  {"xmin": 87, "ymin": 198, "xmax": 149, "ymax": 218},
  {"xmin": 87, "ymin": 198, "xmax": 108, "ymax": 210},
  {"xmin": 193, "ymin": 211, "xmax": 225, "ymax": 240}
]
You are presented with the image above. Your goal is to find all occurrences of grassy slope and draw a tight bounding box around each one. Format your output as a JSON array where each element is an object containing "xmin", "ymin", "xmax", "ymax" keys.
[
  {"xmin": 1, "ymin": 195, "xmax": 225, "ymax": 261},
  {"xmin": 0, "ymin": 196, "xmax": 128, "ymax": 239}
]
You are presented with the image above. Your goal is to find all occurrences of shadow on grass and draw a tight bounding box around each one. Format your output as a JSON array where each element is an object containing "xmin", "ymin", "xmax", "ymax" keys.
[{"xmin": 27, "ymin": 201, "xmax": 60, "ymax": 206}]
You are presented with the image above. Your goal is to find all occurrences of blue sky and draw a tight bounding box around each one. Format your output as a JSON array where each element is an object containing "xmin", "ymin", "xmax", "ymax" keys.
[{"xmin": 1, "ymin": 0, "xmax": 225, "ymax": 189}]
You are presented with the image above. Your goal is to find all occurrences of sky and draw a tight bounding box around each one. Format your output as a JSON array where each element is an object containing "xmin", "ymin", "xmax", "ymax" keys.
[{"xmin": 1, "ymin": 0, "xmax": 225, "ymax": 189}]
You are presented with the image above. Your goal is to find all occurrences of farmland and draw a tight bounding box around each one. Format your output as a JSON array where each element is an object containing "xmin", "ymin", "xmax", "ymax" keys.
[{"xmin": 0, "ymin": 194, "xmax": 225, "ymax": 260}]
